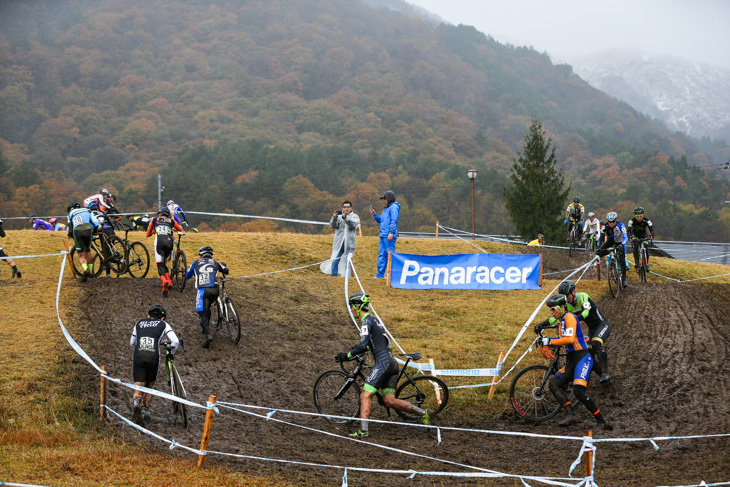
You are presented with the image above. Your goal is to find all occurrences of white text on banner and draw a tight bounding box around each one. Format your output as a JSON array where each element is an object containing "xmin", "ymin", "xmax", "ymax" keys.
[{"xmin": 390, "ymin": 253, "xmax": 541, "ymax": 290}]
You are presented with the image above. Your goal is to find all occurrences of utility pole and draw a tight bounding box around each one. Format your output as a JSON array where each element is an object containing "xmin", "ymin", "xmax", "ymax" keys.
[{"xmin": 157, "ymin": 174, "xmax": 163, "ymax": 211}]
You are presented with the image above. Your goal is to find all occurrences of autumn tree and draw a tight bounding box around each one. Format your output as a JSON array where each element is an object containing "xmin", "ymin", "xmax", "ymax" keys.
[{"xmin": 503, "ymin": 119, "xmax": 569, "ymax": 244}]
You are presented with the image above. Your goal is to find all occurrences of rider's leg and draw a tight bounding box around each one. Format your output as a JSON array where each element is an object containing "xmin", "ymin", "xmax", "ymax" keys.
[
  {"xmin": 357, "ymin": 389, "xmax": 374, "ymax": 434},
  {"xmin": 589, "ymin": 338, "xmax": 609, "ymax": 381},
  {"xmin": 632, "ymin": 243, "xmax": 640, "ymax": 271},
  {"xmin": 618, "ymin": 245, "xmax": 628, "ymax": 285}
]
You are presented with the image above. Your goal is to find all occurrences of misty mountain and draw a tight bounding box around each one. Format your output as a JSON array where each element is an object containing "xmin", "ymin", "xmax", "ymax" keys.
[{"xmin": 570, "ymin": 49, "xmax": 730, "ymax": 141}]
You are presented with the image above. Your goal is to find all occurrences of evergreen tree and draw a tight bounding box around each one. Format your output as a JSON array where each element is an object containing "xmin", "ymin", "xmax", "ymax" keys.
[{"xmin": 503, "ymin": 119, "xmax": 570, "ymax": 244}]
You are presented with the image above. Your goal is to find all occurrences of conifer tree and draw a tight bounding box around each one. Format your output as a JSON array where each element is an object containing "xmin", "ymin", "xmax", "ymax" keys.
[{"xmin": 503, "ymin": 119, "xmax": 570, "ymax": 244}]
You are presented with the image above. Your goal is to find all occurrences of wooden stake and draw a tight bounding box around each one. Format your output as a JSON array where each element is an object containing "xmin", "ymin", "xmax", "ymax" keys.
[
  {"xmin": 64, "ymin": 239, "xmax": 76, "ymax": 277},
  {"xmin": 583, "ymin": 430, "xmax": 594, "ymax": 479},
  {"xmin": 386, "ymin": 251, "xmax": 393, "ymax": 287},
  {"xmin": 429, "ymin": 358, "xmax": 442, "ymax": 405},
  {"xmin": 100, "ymin": 365, "xmax": 107, "ymax": 420},
  {"xmin": 487, "ymin": 351, "xmax": 506, "ymax": 400},
  {"xmin": 197, "ymin": 395, "xmax": 217, "ymax": 468},
  {"xmin": 435, "ymin": 221, "xmax": 439, "ymax": 239},
  {"xmin": 539, "ymin": 254, "xmax": 543, "ymax": 289},
  {"xmin": 596, "ymin": 260, "xmax": 601, "ymax": 281}
]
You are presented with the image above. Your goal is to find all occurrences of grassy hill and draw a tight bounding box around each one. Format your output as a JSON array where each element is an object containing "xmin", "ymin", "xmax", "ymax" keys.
[{"xmin": 1, "ymin": 229, "xmax": 730, "ymax": 485}]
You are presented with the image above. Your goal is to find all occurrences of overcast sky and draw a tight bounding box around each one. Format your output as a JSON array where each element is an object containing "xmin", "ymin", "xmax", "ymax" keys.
[{"xmin": 407, "ymin": 0, "xmax": 730, "ymax": 70}]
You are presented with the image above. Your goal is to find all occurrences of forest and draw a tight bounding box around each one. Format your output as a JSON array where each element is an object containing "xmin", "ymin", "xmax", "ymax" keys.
[{"xmin": 0, "ymin": 0, "xmax": 729, "ymax": 240}]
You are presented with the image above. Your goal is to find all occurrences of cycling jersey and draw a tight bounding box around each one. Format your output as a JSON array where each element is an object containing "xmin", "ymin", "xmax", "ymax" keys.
[
  {"xmin": 565, "ymin": 203, "xmax": 584, "ymax": 222},
  {"xmin": 602, "ymin": 221, "xmax": 628, "ymax": 246},
  {"xmin": 166, "ymin": 202, "xmax": 187, "ymax": 226},
  {"xmin": 543, "ymin": 292, "xmax": 608, "ymax": 336},
  {"xmin": 583, "ymin": 218, "xmax": 601, "ymax": 236},
  {"xmin": 31, "ymin": 219, "xmax": 54, "ymax": 231},
  {"xmin": 68, "ymin": 208, "xmax": 100, "ymax": 252},
  {"xmin": 146, "ymin": 215, "xmax": 183, "ymax": 263},
  {"xmin": 550, "ymin": 311, "xmax": 591, "ymax": 388},
  {"xmin": 130, "ymin": 318, "xmax": 178, "ymax": 382},
  {"xmin": 83, "ymin": 194, "xmax": 110, "ymax": 213},
  {"xmin": 348, "ymin": 312, "xmax": 398, "ymax": 393},
  {"xmin": 185, "ymin": 257, "xmax": 228, "ymax": 288},
  {"xmin": 627, "ymin": 217, "xmax": 654, "ymax": 239}
]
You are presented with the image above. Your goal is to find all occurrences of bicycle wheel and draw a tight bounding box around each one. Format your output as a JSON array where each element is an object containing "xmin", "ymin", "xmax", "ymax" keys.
[
  {"xmin": 509, "ymin": 365, "xmax": 562, "ymax": 422},
  {"xmin": 105, "ymin": 235, "xmax": 128, "ymax": 275},
  {"xmin": 394, "ymin": 375, "xmax": 449, "ymax": 421},
  {"xmin": 210, "ymin": 299, "xmax": 221, "ymax": 330},
  {"xmin": 173, "ymin": 250, "xmax": 187, "ymax": 291},
  {"xmin": 126, "ymin": 242, "xmax": 150, "ymax": 278},
  {"xmin": 607, "ymin": 261, "xmax": 620, "ymax": 297},
  {"xmin": 224, "ymin": 297, "xmax": 241, "ymax": 344},
  {"xmin": 569, "ymin": 232, "xmax": 575, "ymax": 257},
  {"xmin": 69, "ymin": 247, "xmax": 101, "ymax": 278},
  {"xmin": 170, "ymin": 364, "xmax": 188, "ymax": 428},
  {"xmin": 313, "ymin": 370, "xmax": 361, "ymax": 424}
]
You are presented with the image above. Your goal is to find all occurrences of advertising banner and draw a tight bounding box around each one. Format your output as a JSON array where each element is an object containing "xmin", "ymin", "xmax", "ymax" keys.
[{"xmin": 390, "ymin": 252, "xmax": 541, "ymax": 290}]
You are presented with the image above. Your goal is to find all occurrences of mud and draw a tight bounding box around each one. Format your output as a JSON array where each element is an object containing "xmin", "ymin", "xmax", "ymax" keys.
[{"xmin": 74, "ymin": 252, "xmax": 730, "ymax": 486}]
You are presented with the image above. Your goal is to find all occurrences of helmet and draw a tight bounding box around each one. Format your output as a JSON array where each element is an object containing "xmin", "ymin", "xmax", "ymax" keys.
[
  {"xmin": 634, "ymin": 206, "xmax": 644, "ymax": 215},
  {"xmin": 167, "ymin": 200, "xmax": 175, "ymax": 207},
  {"xmin": 49, "ymin": 218, "xmax": 57, "ymax": 224},
  {"xmin": 199, "ymin": 246, "xmax": 213, "ymax": 258},
  {"xmin": 28, "ymin": 213, "xmax": 36, "ymax": 219},
  {"xmin": 348, "ymin": 292, "xmax": 371, "ymax": 307},
  {"xmin": 537, "ymin": 233, "xmax": 544, "ymax": 239},
  {"xmin": 100, "ymin": 188, "xmax": 110, "ymax": 197},
  {"xmin": 587, "ymin": 212, "xmax": 595, "ymax": 218},
  {"xmin": 546, "ymin": 294, "xmax": 567, "ymax": 308},
  {"xmin": 605, "ymin": 212, "xmax": 618, "ymax": 222},
  {"xmin": 558, "ymin": 280, "xmax": 576, "ymax": 296},
  {"xmin": 67, "ymin": 202, "xmax": 81, "ymax": 212},
  {"xmin": 157, "ymin": 207, "xmax": 170, "ymax": 217},
  {"xmin": 573, "ymin": 196, "xmax": 580, "ymax": 204},
  {"xmin": 148, "ymin": 304, "xmax": 166, "ymax": 320}
]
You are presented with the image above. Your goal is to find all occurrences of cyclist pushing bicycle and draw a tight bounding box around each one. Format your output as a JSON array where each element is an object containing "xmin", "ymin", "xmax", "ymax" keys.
[
  {"xmin": 146, "ymin": 207, "xmax": 185, "ymax": 296},
  {"xmin": 535, "ymin": 294, "xmax": 611, "ymax": 429},
  {"xmin": 335, "ymin": 293, "xmax": 432, "ymax": 438},
  {"xmin": 184, "ymin": 246, "xmax": 229, "ymax": 349},
  {"xmin": 130, "ymin": 304, "xmax": 179, "ymax": 426},
  {"xmin": 627, "ymin": 206, "xmax": 655, "ymax": 272}
]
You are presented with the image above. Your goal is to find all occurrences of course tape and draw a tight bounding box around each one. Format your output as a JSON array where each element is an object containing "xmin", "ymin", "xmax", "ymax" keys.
[
  {"xmin": 1, "ymin": 252, "xmax": 65, "ymax": 260},
  {"xmin": 186, "ymin": 210, "xmax": 328, "ymax": 226},
  {"xmin": 0, "ymin": 483, "xmax": 52, "ymax": 487},
  {"xmin": 230, "ymin": 258, "xmax": 331, "ymax": 279},
  {"xmin": 438, "ymin": 224, "xmax": 572, "ymax": 251}
]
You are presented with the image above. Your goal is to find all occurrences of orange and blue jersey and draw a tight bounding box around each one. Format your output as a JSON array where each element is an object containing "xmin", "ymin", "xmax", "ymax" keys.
[{"xmin": 551, "ymin": 310, "xmax": 592, "ymax": 387}]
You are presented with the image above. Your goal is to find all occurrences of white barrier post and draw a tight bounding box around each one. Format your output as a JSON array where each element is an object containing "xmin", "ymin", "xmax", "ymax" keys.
[{"xmin": 100, "ymin": 365, "xmax": 107, "ymax": 420}]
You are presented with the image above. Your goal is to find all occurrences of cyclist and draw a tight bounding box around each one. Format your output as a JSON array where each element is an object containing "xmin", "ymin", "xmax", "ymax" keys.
[
  {"xmin": 83, "ymin": 188, "xmax": 112, "ymax": 214},
  {"xmin": 335, "ymin": 293, "xmax": 431, "ymax": 438},
  {"xmin": 146, "ymin": 207, "xmax": 184, "ymax": 296},
  {"xmin": 581, "ymin": 212, "xmax": 602, "ymax": 248},
  {"xmin": 67, "ymin": 202, "xmax": 101, "ymax": 282},
  {"xmin": 535, "ymin": 294, "xmax": 611, "ymax": 429},
  {"xmin": 527, "ymin": 234, "xmax": 545, "ymax": 247},
  {"xmin": 0, "ymin": 219, "xmax": 21, "ymax": 278},
  {"xmin": 28, "ymin": 214, "xmax": 54, "ymax": 231},
  {"xmin": 48, "ymin": 218, "xmax": 68, "ymax": 232},
  {"xmin": 597, "ymin": 211, "xmax": 628, "ymax": 289},
  {"xmin": 536, "ymin": 280, "xmax": 611, "ymax": 384},
  {"xmin": 128, "ymin": 214, "xmax": 151, "ymax": 231},
  {"xmin": 564, "ymin": 196, "xmax": 584, "ymax": 243},
  {"xmin": 130, "ymin": 304, "xmax": 179, "ymax": 426},
  {"xmin": 184, "ymin": 246, "xmax": 229, "ymax": 348},
  {"xmin": 627, "ymin": 206, "xmax": 655, "ymax": 272},
  {"xmin": 166, "ymin": 200, "xmax": 189, "ymax": 228}
]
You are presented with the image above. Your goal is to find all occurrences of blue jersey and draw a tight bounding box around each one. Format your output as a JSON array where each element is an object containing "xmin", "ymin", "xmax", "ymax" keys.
[
  {"xmin": 185, "ymin": 257, "xmax": 228, "ymax": 288},
  {"xmin": 68, "ymin": 208, "xmax": 100, "ymax": 231},
  {"xmin": 167, "ymin": 202, "xmax": 187, "ymax": 226}
]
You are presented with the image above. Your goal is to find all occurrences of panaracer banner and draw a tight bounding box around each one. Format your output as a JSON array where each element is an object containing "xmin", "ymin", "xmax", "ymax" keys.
[{"xmin": 390, "ymin": 252, "xmax": 541, "ymax": 290}]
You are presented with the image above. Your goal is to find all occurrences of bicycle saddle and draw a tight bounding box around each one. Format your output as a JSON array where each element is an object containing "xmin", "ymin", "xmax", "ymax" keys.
[{"xmin": 399, "ymin": 352, "xmax": 421, "ymax": 361}]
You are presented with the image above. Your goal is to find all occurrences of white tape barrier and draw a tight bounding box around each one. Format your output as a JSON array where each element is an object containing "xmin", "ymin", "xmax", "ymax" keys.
[
  {"xmin": 53, "ymin": 253, "xmax": 210, "ymax": 411},
  {"xmin": 1, "ymin": 252, "xmax": 66, "ymax": 260},
  {"xmin": 438, "ymin": 224, "xmax": 572, "ymax": 251},
  {"xmin": 231, "ymin": 258, "xmax": 332, "ymax": 279},
  {"xmin": 185, "ymin": 210, "xmax": 328, "ymax": 226},
  {"xmin": 0, "ymin": 483, "xmax": 52, "ymax": 487}
]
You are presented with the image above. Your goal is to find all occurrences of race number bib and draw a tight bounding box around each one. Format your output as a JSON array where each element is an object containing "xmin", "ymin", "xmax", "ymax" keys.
[
  {"xmin": 73, "ymin": 215, "xmax": 84, "ymax": 226},
  {"xmin": 139, "ymin": 336, "xmax": 155, "ymax": 351},
  {"xmin": 156, "ymin": 225, "xmax": 171, "ymax": 235},
  {"xmin": 198, "ymin": 273, "xmax": 211, "ymax": 286}
]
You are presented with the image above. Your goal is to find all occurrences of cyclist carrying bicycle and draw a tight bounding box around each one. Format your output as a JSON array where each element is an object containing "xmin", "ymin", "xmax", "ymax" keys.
[
  {"xmin": 83, "ymin": 188, "xmax": 112, "ymax": 214},
  {"xmin": 335, "ymin": 293, "xmax": 431, "ymax": 438},
  {"xmin": 627, "ymin": 206, "xmax": 655, "ymax": 272},
  {"xmin": 597, "ymin": 211, "xmax": 629, "ymax": 289},
  {"xmin": 130, "ymin": 304, "xmax": 179, "ymax": 426},
  {"xmin": 166, "ymin": 200, "xmax": 188, "ymax": 228},
  {"xmin": 581, "ymin": 212, "xmax": 601, "ymax": 248},
  {"xmin": 146, "ymin": 207, "xmax": 184, "ymax": 297},
  {"xmin": 0, "ymin": 218, "xmax": 21, "ymax": 278},
  {"xmin": 564, "ymin": 196, "xmax": 584, "ymax": 243},
  {"xmin": 184, "ymin": 246, "xmax": 229, "ymax": 348},
  {"xmin": 536, "ymin": 280, "xmax": 612, "ymax": 384},
  {"xmin": 67, "ymin": 202, "xmax": 101, "ymax": 282},
  {"xmin": 535, "ymin": 294, "xmax": 611, "ymax": 429}
]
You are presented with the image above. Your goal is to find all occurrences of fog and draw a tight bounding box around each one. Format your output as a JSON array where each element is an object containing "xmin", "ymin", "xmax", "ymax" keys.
[{"xmin": 408, "ymin": 0, "xmax": 730, "ymax": 70}]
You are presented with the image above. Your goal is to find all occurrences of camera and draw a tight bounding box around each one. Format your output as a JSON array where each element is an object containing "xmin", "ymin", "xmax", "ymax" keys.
[{"xmin": 336, "ymin": 210, "xmax": 342, "ymax": 215}]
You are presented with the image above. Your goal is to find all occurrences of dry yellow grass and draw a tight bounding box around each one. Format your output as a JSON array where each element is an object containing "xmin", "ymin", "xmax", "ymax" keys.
[{"xmin": 1, "ymin": 228, "xmax": 728, "ymax": 485}]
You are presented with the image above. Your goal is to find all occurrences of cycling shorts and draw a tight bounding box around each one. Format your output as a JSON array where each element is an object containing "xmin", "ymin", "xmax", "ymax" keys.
[
  {"xmin": 133, "ymin": 357, "xmax": 160, "ymax": 383},
  {"xmin": 72, "ymin": 224, "xmax": 93, "ymax": 252},
  {"xmin": 196, "ymin": 286, "xmax": 219, "ymax": 312},
  {"xmin": 555, "ymin": 351, "xmax": 592, "ymax": 388},
  {"xmin": 364, "ymin": 356, "xmax": 399, "ymax": 395},
  {"xmin": 0, "ymin": 248, "xmax": 7, "ymax": 257},
  {"xmin": 154, "ymin": 236, "xmax": 173, "ymax": 263},
  {"xmin": 587, "ymin": 321, "xmax": 610, "ymax": 344}
]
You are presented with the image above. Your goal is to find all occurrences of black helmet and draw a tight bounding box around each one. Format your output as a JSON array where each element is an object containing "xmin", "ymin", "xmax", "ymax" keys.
[
  {"xmin": 634, "ymin": 206, "xmax": 644, "ymax": 215},
  {"xmin": 349, "ymin": 292, "xmax": 371, "ymax": 307},
  {"xmin": 67, "ymin": 202, "xmax": 81, "ymax": 212},
  {"xmin": 558, "ymin": 280, "xmax": 576, "ymax": 296},
  {"xmin": 573, "ymin": 196, "xmax": 580, "ymax": 204},
  {"xmin": 28, "ymin": 213, "xmax": 36, "ymax": 219},
  {"xmin": 546, "ymin": 294, "xmax": 567, "ymax": 308},
  {"xmin": 148, "ymin": 304, "xmax": 166, "ymax": 320},
  {"xmin": 199, "ymin": 246, "xmax": 213, "ymax": 258},
  {"xmin": 157, "ymin": 207, "xmax": 170, "ymax": 217}
]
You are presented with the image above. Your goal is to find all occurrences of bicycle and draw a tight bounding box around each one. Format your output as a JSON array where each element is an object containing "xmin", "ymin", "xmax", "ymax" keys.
[
  {"xmin": 568, "ymin": 223, "xmax": 579, "ymax": 257},
  {"xmin": 605, "ymin": 246, "xmax": 624, "ymax": 298},
  {"xmin": 313, "ymin": 352, "xmax": 449, "ymax": 424},
  {"xmin": 209, "ymin": 277, "xmax": 241, "ymax": 344},
  {"xmin": 585, "ymin": 232, "xmax": 599, "ymax": 253},
  {"xmin": 634, "ymin": 238, "xmax": 651, "ymax": 283},
  {"xmin": 120, "ymin": 228, "xmax": 150, "ymax": 278},
  {"xmin": 509, "ymin": 329, "xmax": 578, "ymax": 422},
  {"xmin": 162, "ymin": 336, "xmax": 188, "ymax": 428},
  {"xmin": 69, "ymin": 230, "xmax": 127, "ymax": 278},
  {"xmin": 170, "ymin": 232, "xmax": 187, "ymax": 291}
]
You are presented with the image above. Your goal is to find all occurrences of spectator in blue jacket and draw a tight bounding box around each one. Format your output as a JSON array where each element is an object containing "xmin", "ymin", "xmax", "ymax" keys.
[{"xmin": 370, "ymin": 190, "xmax": 400, "ymax": 278}]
